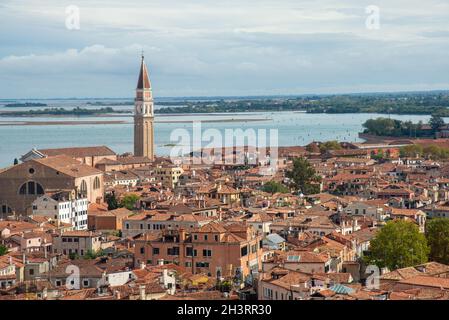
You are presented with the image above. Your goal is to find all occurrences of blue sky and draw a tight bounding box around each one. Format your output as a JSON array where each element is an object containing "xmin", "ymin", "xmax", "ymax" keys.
[{"xmin": 1, "ymin": 0, "xmax": 449, "ymax": 98}]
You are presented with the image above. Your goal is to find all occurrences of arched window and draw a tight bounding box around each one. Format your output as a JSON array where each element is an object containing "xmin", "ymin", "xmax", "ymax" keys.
[
  {"xmin": 80, "ymin": 180, "xmax": 88, "ymax": 196},
  {"xmin": 18, "ymin": 181, "xmax": 44, "ymax": 195},
  {"xmin": 93, "ymin": 177, "xmax": 100, "ymax": 190},
  {"xmin": 0, "ymin": 205, "xmax": 13, "ymax": 220},
  {"xmin": 19, "ymin": 184, "xmax": 27, "ymax": 195}
]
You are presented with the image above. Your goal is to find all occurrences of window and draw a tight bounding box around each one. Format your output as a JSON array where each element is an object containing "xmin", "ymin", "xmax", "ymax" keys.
[
  {"xmin": 264, "ymin": 288, "xmax": 273, "ymax": 299},
  {"xmin": 204, "ymin": 235, "xmax": 208, "ymax": 241},
  {"xmin": 18, "ymin": 181, "xmax": 44, "ymax": 195},
  {"xmin": 28, "ymin": 181, "xmax": 36, "ymax": 194},
  {"xmin": 140, "ymin": 247, "xmax": 145, "ymax": 254},
  {"xmin": 1, "ymin": 205, "xmax": 12, "ymax": 214},
  {"xmin": 186, "ymin": 247, "xmax": 193, "ymax": 257},
  {"xmin": 203, "ymin": 249, "xmax": 212, "ymax": 257},
  {"xmin": 153, "ymin": 248, "xmax": 160, "ymax": 255},
  {"xmin": 93, "ymin": 177, "xmax": 101, "ymax": 190},
  {"xmin": 19, "ymin": 184, "xmax": 26, "ymax": 194},
  {"xmin": 214, "ymin": 235, "xmax": 219, "ymax": 242},
  {"xmin": 241, "ymin": 246, "xmax": 248, "ymax": 257},
  {"xmin": 195, "ymin": 262, "xmax": 210, "ymax": 268},
  {"xmin": 83, "ymin": 280, "xmax": 90, "ymax": 287},
  {"xmin": 193, "ymin": 235, "xmax": 198, "ymax": 241},
  {"xmin": 167, "ymin": 247, "xmax": 180, "ymax": 256},
  {"xmin": 80, "ymin": 180, "xmax": 87, "ymax": 196},
  {"xmin": 29, "ymin": 269, "xmax": 34, "ymax": 275}
]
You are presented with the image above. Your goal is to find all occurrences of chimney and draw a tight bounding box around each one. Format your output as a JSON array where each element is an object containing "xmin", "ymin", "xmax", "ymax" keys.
[
  {"xmin": 140, "ymin": 261, "xmax": 146, "ymax": 270},
  {"xmin": 114, "ymin": 290, "xmax": 121, "ymax": 300},
  {"xmin": 139, "ymin": 285, "xmax": 146, "ymax": 300},
  {"xmin": 22, "ymin": 253, "xmax": 26, "ymax": 265},
  {"xmin": 158, "ymin": 259, "xmax": 164, "ymax": 266},
  {"xmin": 179, "ymin": 229, "xmax": 186, "ymax": 242}
]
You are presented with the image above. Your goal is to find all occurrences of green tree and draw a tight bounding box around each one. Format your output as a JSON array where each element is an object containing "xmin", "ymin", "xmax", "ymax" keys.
[
  {"xmin": 371, "ymin": 149, "xmax": 384, "ymax": 161},
  {"xmin": 320, "ymin": 140, "xmax": 341, "ymax": 152},
  {"xmin": 262, "ymin": 181, "xmax": 290, "ymax": 194},
  {"xmin": 69, "ymin": 252, "xmax": 80, "ymax": 260},
  {"xmin": 363, "ymin": 118, "xmax": 399, "ymax": 136},
  {"xmin": 426, "ymin": 218, "xmax": 449, "ymax": 264},
  {"xmin": 120, "ymin": 194, "xmax": 140, "ymax": 210},
  {"xmin": 84, "ymin": 249, "xmax": 105, "ymax": 260},
  {"xmin": 429, "ymin": 114, "xmax": 445, "ymax": 133},
  {"xmin": 367, "ymin": 220, "xmax": 429, "ymax": 270},
  {"xmin": 0, "ymin": 244, "xmax": 8, "ymax": 256},
  {"xmin": 319, "ymin": 141, "xmax": 342, "ymax": 153},
  {"xmin": 286, "ymin": 158, "xmax": 321, "ymax": 195},
  {"xmin": 400, "ymin": 144, "xmax": 423, "ymax": 158},
  {"xmin": 105, "ymin": 192, "xmax": 119, "ymax": 210}
]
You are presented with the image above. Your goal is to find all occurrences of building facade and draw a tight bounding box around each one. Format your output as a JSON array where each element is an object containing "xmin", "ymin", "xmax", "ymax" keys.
[
  {"xmin": 134, "ymin": 222, "xmax": 263, "ymax": 281},
  {"xmin": 32, "ymin": 193, "xmax": 88, "ymax": 230},
  {"xmin": 0, "ymin": 155, "xmax": 104, "ymax": 217}
]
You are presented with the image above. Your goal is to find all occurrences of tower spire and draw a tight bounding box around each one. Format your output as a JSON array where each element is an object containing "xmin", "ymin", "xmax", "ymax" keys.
[{"xmin": 137, "ymin": 53, "xmax": 151, "ymax": 89}]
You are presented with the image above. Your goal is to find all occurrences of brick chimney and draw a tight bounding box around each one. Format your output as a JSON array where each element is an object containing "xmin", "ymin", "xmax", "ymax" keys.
[
  {"xmin": 139, "ymin": 285, "xmax": 146, "ymax": 300},
  {"xmin": 179, "ymin": 228, "xmax": 186, "ymax": 242}
]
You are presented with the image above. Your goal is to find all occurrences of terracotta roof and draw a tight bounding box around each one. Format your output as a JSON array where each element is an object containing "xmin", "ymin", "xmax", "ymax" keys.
[
  {"xmin": 196, "ymin": 221, "xmax": 227, "ymax": 233},
  {"xmin": 32, "ymin": 155, "xmax": 103, "ymax": 178},
  {"xmin": 390, "ymin": 208, "xmax": 424, "ymax": 217},
  {"xmin": 38, "ymin": 146, "xmax": 115, "ymax": 158},
  {"xmin": 217, "ymin": 185, "xmax": 239, "ymax": 194},
  {"xmin": 59, "ymin": 230, "xmax": 101, "ymax": 237},
  {"xmin": 266, "ymin": 269, "xmax": 311, "ymax": 291},
  {"xmin": 116, "ymin": 156, "xmax": 152, "ymax": 165},
  {"xmin": 398, "ymin": 275, "xmax": 449, "ymax": 289}
]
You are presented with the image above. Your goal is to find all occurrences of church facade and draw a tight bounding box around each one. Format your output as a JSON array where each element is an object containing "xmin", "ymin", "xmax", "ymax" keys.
[{"xmin": 0, "ymin": 155, "xmax": 104, "ymax": 217}]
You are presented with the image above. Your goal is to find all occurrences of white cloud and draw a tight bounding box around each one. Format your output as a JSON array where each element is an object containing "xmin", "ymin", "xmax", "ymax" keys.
[{"xmin": 0, "ymin": 0, "xmax": 449, "ymax": 97}]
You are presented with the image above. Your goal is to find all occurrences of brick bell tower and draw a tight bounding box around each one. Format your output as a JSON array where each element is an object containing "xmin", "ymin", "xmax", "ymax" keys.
[{"xmin": 134, "ymin": 54, "xmax": 155, "ymax": 160}]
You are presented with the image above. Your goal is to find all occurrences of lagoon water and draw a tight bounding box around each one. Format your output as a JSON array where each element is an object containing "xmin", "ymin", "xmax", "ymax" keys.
[{"xmin": 0, "ymin": 103, "xmax": 438, "ymax": 168}]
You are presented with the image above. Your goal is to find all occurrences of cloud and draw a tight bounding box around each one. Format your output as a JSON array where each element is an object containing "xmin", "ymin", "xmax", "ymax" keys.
[{"xmin": 0, "ymin": 0, "xmax": 449, "ymax": 97}]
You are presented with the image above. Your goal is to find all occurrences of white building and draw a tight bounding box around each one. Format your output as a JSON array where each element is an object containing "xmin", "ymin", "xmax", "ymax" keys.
[
  {"xmin": 104, "ymin": 171, "xmax": 139, "ymax": 188},
  {"xmin": 32, "ymin": 192, "xmax": 88, "ymax": 230}
]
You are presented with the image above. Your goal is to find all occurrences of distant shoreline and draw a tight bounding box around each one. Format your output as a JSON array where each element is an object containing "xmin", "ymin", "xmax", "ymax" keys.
[{"xmin": 0, "ymin": 118, "xmax": 271, "ymax": 126}]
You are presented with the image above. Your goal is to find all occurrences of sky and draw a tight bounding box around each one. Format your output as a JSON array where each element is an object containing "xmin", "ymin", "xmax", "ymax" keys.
[{"xmin": 1, "ymin": 0, "xmax": 449, "ymax": 98}]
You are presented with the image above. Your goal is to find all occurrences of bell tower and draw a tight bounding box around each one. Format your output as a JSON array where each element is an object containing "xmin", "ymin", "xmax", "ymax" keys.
[{"xmin": 134, "ymin": 54, "xmax": 154, "ymax": 160}]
